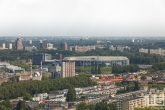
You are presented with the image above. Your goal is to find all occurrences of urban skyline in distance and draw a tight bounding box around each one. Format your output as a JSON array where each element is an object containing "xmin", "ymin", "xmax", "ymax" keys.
[{"xmin": 0, "ymin": 0, "xmax": 165, "ymax": 36}]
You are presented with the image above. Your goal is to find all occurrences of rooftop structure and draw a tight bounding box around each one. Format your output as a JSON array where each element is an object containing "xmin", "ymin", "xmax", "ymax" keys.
[
  {"xmin": 6, "ymin": 65, "xmax": 25, "ymax": 74},
  {"xmin": 63, "ymin": 56, "xmax": 129, "ymax": 66},
  {"xmin": 15, "ymin": 37, "xmax": 23, "ymax": 50}
]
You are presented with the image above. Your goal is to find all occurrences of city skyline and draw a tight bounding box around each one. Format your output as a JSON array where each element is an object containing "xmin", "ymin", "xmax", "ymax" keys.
[{"xmin": 0, "ymin": 0, "xmax": 165, "ymax": 36}]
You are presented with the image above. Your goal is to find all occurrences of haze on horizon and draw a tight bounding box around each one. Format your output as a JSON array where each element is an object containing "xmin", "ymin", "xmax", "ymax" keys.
[{"xmin": 0, "ymin": 0, "xmax": 165, "ymax": 37}]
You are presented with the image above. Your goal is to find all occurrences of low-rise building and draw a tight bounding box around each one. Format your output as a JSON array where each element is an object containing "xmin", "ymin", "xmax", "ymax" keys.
[
  {"xmin": 139, "ymin": 48, "xmax": 165, "ymax": 55},
  {"xmin": 109, "ymin": 46, "xmax": 130, "ymax": 52},
  {"xmin": 33, "ymin": 93, "xmax": 48, "ymax": 101},
  {"xmin": 24, "ymin": 46, "xmax": 37, "ymax": 51},
  {"xmin": 69, "ymin": 46, "xmax": 95, "ymax": 52},
  {"xmin": 139, "ymin": 48, "xmax": 149, "ymax": 53}
]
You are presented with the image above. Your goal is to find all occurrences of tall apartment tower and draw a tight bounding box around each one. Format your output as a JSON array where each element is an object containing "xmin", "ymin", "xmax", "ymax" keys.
[
  {"xmin": 9, "ymin": 43, "xmax": 12, "ymax": 49},
  {"xmin": 61, "ymin": 62, "xmax": 75, "ymax": 78},
  {"xmin": 15, "ymin": 37, "xmax": 23, "ymax": 50},
  {"xmin": 60, "ymin": 42, "xmax": 68, "ymax": 50},
  {"xmin": 2, "ymin": 43, "xmax": 5, "ymax": 49},
  {"xmin": 29, "ymin": 40, "xmax": 32, "ymax": 44},
  {"xmin": 40, "ymin": 40, "xmax": 42, "ymax": 43}
]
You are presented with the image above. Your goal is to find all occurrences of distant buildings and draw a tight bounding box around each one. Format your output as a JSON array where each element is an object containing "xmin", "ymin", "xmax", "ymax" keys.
[
  {"xmin": 61, "ymin": 62, "xmax": 75, "ymax": 78},
  {"xmin": 9, "ymin": 43, "xmax": 12, "ymax": 49},
  {"xmin": 132, "ymin": 39, "xmax": 134, "ymax": 42},
  {"xmin": 69, "ymin": 45, "xmax": 95, "ymax": 52},
  {"xmin": 2, "ymin": 43, "xmax": 5, "ymax": 49},
  {"xmin": 46, "ymin": 43, "xmax": 53, "ymax": 49},
  {"xmin": 40, "ymin": 43, "xmax": 47, "ymax": 49},
  {"xmin": 40, "ymin": 40, "xmax": 42, "ymax": 43},
  {"xmin": 139, "ymin": 48, "xmax": 165, "ymax": 55},
  {"xmin": 29, "ymin": 40, "xmax": 32, "ymax": 44},
  {"xmin": 15, "ymin": 37, "xmax": 23, "ymax": 50},
  {"xmin": 49, "ymin": 64, "xmax": 61, "ymax": 78},
  {"xmin": 0, "ymin": 43, "xmax": 13, "ymax": 50},
  {"xmin": 55, "ymin": 53, "xmax": 62, "ymax": 63},
  {"xmin": 109, "ymin": 46, "xmax": 130, "ymax": 52},
  {"xmin": 40, "ymin": 42, "xmax": 56, "ymax": 50},
  {"xmin": 32, "ymin": 53, "xmax": 54, "ymax": 65},
  {"xmin": 24, "ymin": 46, "xmax": 37, "ymax": 51},
  {"xmin": 60, "ymin": 42, "xmax": 68, "ymax": 50},
  {"xmin": 139, "ymin": 48, "xmax": 149, "ymax": 53}
]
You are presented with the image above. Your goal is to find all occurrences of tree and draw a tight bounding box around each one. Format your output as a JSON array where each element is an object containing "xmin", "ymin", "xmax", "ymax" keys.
[
  {"xmin": 107, "ymin": 103, "xmax": 117, "ymax": 110},
  {"xmin": 76, "ymin": 102, "xmax": 88, "ymax": 110},
  {"xmin": 0, "ymin": 75, "xmax": 96, "ymax": 100},
  {"xmin": 91, "ymin": 66, "xmax": 95, "ymax": 74},
  {"xmin": 15, "ymin": 100, "xmax": 25, "ymax": 110},
  {"xmin": 23, "ymin": 93, "xmax": 32, "ymax": 101},
  {"xmin": 87, "ymin": 104, "xmax": 95, "ymax": 110},
  {"xmin": 101, "ymin": 63, "xmax": 106, "ymax": 67},
  {"xmin": 134, "ymin": 107, "xmax": 155, "ymax": 110},
  {"xmin": 66, "ymin": 85, "xmax": 76, "ymax": 102},
  {"xmin": 115, "ymin": 82, "xmax": 122, "ymax": 87},
  {"xmin": 127, "ymin": 82, "xmax": 135, "ymax": 91},
  {"xmin": 95, "ymin": 102, "xmax": 108, "ymax": 110},
  {"xmin": 98, "ymin": 66, "xmax": 101, "ymax": 74},
  {"xmin": 134, "ymin": 82, "xmax": 140, "ymax": 90},
  {"xmin": 0, "ymin": 100, "xmax": 12, "ymax": 110},
  {"xmin": 94, "ymin": 66, "xmax": 98, "ymax": 74},
  {"xmin": 141, "ymin": 75, "xmax": 147, "ymax": 81}
]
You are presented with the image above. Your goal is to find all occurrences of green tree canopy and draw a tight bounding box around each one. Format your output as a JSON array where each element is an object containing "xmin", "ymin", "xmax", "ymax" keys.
[
  {"xmin": 141, "ymin": 75, "xmax": 147, "ymax": 81},
  {"xmin": 66, "ymin": 85, "xmax": 76, "ymax": 102},
  {"xmin": 15, "ymin": 100, "xmax": 25, "ymax": 110},
  {"xmin": 23, "ymin": 93, "xmax": 32, "ymax": 101}
]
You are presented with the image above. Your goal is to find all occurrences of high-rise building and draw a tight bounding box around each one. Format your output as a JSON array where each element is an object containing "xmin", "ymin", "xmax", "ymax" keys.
[
  {"xmin": 55, "ymin": 53, "xmax": 62, "ymax": 64},
  {"xmin": 61, "ymin": 62, "xmax": 75, "ymax": 78},
  {"xmin": 60, "ymin": 42, "xmax": 68, "ymax": 50},
  {"xmin": 40, "ymin": 43, "xmax": 47, "ymax": 49},
  {"xmin": 15, "ymin": 37, "xmax": 23, "ymax": 50},
  {"xmin": 2, "ymin": 43, "xmax": 5, "ymax": 49},
  {"xmin": 132, "ymin": 39, "xmax": 134, "ymax": 42},
  {"xmin": 40, "ymin": 40, "xmax": 42, "ymax": 43},
  {"xmin": 29, "ymin": 40, "xmax": 32, "ymax": 44},
  {"xmin": 9, "ymin": 43, "xmax": 12, "ymax": 49}
]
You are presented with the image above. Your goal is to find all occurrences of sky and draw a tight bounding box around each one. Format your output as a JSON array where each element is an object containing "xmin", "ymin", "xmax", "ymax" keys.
[{"xmin": 0, "ymin": 0, "xmax": 165, "ymax": 36}]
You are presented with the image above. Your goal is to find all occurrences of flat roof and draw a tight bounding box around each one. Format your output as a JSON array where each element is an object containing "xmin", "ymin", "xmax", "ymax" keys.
[{"xmin": 63, "ymin": 56, "xmax": 128, "ymax": 61}]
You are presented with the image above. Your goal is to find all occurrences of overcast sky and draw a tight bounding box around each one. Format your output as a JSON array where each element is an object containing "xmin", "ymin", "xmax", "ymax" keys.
[{"xmin": 0, "ymin": 0, "xmax": 165, "ymax": 36}]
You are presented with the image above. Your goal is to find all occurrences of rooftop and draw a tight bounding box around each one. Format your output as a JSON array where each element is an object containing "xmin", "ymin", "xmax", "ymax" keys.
[{"xmin": 63, "ymin": 56, "xmax": 128, "ymax": 61}]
